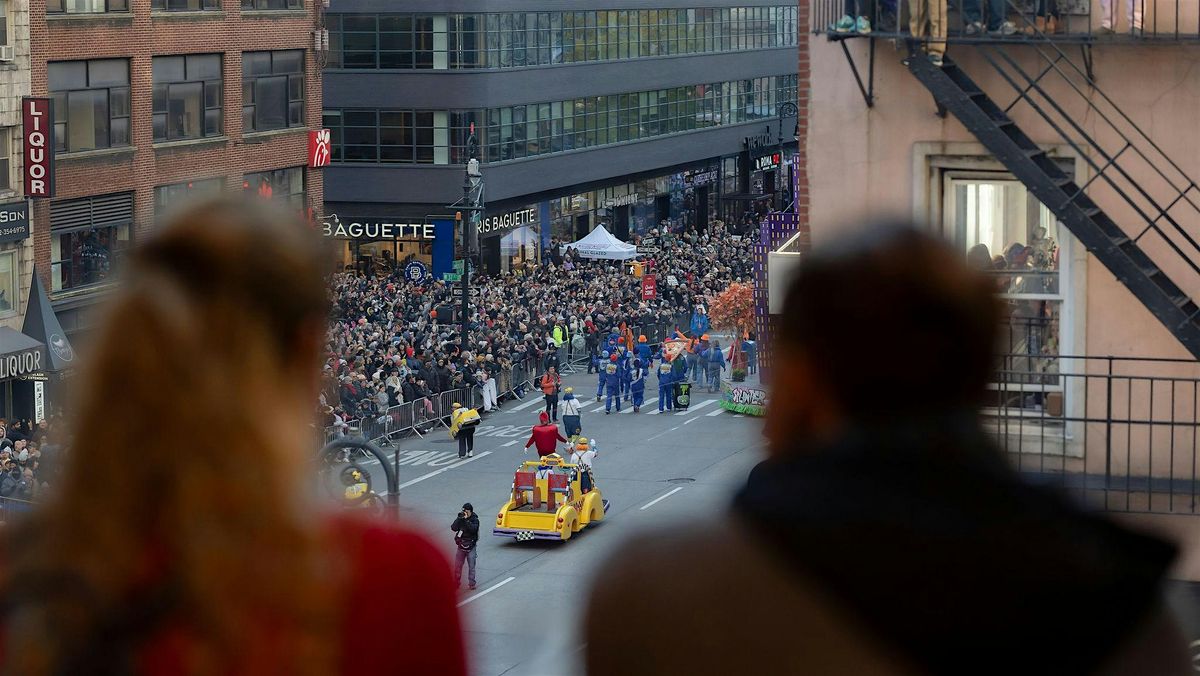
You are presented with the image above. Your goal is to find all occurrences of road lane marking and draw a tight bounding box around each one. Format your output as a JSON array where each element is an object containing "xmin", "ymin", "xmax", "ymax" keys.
[
  {"xmin": 398, "ymin": 451, "xmax": 493, "ymax": 488},
  {"xmin": 457, "ymin": 576, "xmax": 516, "ymax": 607},
  {"xmin": 646, "ymin": 425, "xmax": 682, "ymax": 442},
  {"xmin": 684, "ymin": 418, "xmax": 700, "ymax": 425},
  {"xmin": 677, "ymin": 399, "xmax": 718, "ymax": 415},
  {"xmin": 510, "ymin": 397, "xmax": 544, "ymax": 412},
  {"xmin": 621, "ymin": 397, "xmax": 656, "ymax": 412},
  {"xmin": 639, "ymin": 487, "xmax": 684, "ymax": 510},
  {"xmin": 503, "ymin": 440, "xmax": 519, "ymax": 447},
  {"xmin": 706, "ymin": 408, "xmax": 725, "ymax": 416}
]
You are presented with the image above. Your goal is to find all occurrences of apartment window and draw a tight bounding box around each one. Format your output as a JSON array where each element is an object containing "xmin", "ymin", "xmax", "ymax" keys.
[
  {"xmin": 243, "ymin": 167, "xmax": 304, "ymax": 210},
  {"xmin": 154, "ymin": 177, "xmax": 223, "ymax": 215},
  {"xmin": 152, "ymin": 0, "xmax": 220, "ymax": 10},
  {"xmin": 242, "ymin": 0, "xmax": 301, "ymax": 9},
  {"xmin": 153, "ymin": 54, "xmax": 223, "ymax": 141},
  {"xmin": 0, "ymin": 130, "xmax": 10, "ymax": 191},
  {"xmin": 0, "ymin": 250, "xmax": 13, "ymax": 316},
  {"xmin": 46, "ymin": 0, "xmax": 127, "ymax": 13},
  {"xmin": 0, "ymin": 0, "xmax": 9, "ymax": 46},
  {"xmin": 242, "ymin": 50, "xmax": 304, "ymax": 132},
  {"xmin": 947, "ymin": 176, "xmax": 1069, "ymax": 401},
  {"xmin": 49, "ymin": 59, "xmax": 131, "ymax": 153},
  {"xmin": 49, "ymin": 193, "xmax": 132, "ymax": 293}
]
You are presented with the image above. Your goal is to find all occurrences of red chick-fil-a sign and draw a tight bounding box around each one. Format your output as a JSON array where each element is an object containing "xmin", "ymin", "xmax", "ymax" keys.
[
  {"xmin": 642, "ymin": 274, "xmax": 657, "ymax": 301},
  {"xmin": 308, "ymin": 128, "xmax": 331, "ymax": 168},
  {"xmin": 23, "ymin": 98, "xmax": 54, "ymax": 198}
]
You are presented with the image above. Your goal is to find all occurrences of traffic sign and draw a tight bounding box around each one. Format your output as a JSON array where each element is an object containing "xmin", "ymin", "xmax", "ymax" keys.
[
  {"xmin": 453, "ymin": 259, "xmax": 465, "ymax": 273},
  {"xmin": 636, "ymin": 246, "xmax": 660, "ymax": 254},
  {"xmin": 443, "ymin": 272, "xmax": 462, "ymax": 282}
]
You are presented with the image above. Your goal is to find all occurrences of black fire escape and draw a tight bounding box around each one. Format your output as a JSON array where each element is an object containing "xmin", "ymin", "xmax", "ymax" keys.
[{"xmin": 815, "ymin": 1, "xmax": 1200, "ymax": 359}]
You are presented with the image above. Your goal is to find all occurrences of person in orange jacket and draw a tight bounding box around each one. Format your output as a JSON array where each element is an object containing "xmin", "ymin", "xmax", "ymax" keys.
[{"xmin": 540, "ymin": 366, "xmax": 562, "ymax": 422}]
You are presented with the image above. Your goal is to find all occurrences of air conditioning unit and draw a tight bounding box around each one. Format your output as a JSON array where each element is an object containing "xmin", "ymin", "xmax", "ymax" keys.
[{"xmin": 0, "ymin": 46, "xmax": 15, "ymax": 63}]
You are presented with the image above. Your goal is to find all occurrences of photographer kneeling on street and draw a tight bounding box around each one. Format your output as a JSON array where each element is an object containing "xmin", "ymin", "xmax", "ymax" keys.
[{"xmin": 451, "ymin": 503, "xmax": 480, "ymax": 591}]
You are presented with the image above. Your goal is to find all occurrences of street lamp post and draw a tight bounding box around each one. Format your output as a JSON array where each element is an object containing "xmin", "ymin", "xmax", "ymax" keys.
[
  {"xmin": 775, "ymin": 101, "xmax": 798, "ymax": 212},
  {"xmin": 457, "ymin": 126, "xmax": 484, "ymax": 348}
]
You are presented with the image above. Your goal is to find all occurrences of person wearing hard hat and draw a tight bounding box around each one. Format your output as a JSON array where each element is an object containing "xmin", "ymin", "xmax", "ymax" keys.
[
  {"xmin": 560, "ymin": 386, "xmax": 583, "ymax": 441},
  {"xmin": 449, "ymin": 402, "xmax": 481, "ymax": 459}
]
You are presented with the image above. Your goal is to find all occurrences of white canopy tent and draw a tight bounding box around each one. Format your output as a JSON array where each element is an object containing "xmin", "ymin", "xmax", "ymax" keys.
[{"xmin": 561, "ymin": 225, "xmax": 639, "ymax": 260}]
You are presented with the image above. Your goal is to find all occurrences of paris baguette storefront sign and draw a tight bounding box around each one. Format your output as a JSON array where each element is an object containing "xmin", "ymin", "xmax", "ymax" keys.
[
  {"xmin": 478, "ymin": 207, "xmax": 536, "ymax": 237},
  {"xmin": 321, "ymin": 214, "xmax": 436, "ymax": 240}
]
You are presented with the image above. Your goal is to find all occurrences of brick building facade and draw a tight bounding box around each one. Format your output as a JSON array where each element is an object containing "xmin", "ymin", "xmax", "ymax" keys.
[{"xmin": 29, "ymin": 0, "xmax": 326, "ymax": 334}]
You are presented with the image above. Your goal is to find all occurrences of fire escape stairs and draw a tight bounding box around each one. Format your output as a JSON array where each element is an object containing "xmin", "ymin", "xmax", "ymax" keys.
[{"xmin": 905, "ymin": 52, "xmax": 1200, "ymax": 359}]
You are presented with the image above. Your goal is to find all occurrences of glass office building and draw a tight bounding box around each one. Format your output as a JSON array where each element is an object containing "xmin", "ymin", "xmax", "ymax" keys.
[{"xmin": 322, "ymin": 1, "xmax": 798, "ymax": 274}]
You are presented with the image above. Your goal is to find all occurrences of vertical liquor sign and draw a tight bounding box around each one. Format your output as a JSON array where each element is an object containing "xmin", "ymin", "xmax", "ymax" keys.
[{"xmin": 23, "ymin": 98, "xmax": 54, "ymax": 198}]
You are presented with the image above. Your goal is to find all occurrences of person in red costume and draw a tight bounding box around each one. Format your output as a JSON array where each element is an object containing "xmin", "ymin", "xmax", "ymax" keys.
[{"xmin": 525, "ymin": 411, "xmax": 567, "ymax": 457}]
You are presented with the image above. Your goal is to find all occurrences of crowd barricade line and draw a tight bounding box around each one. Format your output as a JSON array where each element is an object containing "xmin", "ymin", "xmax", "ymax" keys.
[{"xmin": 0, "ymin": 496, "xmax": 37, "ymax": 521}]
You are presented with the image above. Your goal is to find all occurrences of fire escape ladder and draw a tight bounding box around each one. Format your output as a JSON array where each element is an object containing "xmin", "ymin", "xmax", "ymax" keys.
[{"xmin": 905, "ymin": 48, "xmax": 1200, "ymax": 358}]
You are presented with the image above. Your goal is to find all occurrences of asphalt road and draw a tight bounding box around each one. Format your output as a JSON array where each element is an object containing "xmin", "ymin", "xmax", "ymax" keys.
[{"xmin": 335, "ymin": 367, "xmax": 766, "ymax": 676}]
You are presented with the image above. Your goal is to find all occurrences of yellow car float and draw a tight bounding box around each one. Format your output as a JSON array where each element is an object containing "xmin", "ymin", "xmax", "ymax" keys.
[{"xmin": 493, "ymin": 453, "xmax": 608, "ymax": 542}]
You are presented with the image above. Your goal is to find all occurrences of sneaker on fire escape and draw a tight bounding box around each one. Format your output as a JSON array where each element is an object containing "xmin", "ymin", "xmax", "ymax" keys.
[
  {"xmin": 929, "ymin": 53, "xmax": 944, "ymax": 67},
  {"xmin": 989, "ymin": 21, "xmax": 1018, "ymax": 36},
  {"xmin": 964, "ymin": 21, "xmax": 983, "ymax": 36},
  {"xmin": 834, "ymin": 14, "xmax": 856, "ymax": 32},
  {"xmin": 855, "ymin": 16, "xmax": 872, "ymax": 33}
]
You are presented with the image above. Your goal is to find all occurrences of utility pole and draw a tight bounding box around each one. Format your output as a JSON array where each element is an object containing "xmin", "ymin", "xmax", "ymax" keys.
[{"xmin": 456, "ymin": 124, "xmax": 484, "ymax": 348}]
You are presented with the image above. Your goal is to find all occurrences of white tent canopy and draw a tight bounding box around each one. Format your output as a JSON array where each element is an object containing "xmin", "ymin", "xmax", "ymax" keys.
[{"xmin": 561, "ymin": 225, "xmax": 639, "ymax": 260}]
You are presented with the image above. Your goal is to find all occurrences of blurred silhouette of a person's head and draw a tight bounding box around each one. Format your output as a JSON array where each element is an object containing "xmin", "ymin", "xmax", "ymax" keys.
[
  {"xmin": 4, "ymin": 196, "xmax": 335, "ymax": 675},
  {"xmin": 765, "ymin": 223, "xmax": 1000, "ymax": 456}
]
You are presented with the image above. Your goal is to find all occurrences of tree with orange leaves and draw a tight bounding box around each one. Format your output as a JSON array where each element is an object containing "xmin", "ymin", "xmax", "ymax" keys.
[{"xmin": 708, "ymin": 283, "xmax": 755, "ymax": 375}]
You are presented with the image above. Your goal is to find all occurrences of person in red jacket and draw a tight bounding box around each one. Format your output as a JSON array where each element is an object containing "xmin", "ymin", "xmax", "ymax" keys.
[{"xmin": 525, "ymin": 411, "xmax": 567, "ymax": 457}]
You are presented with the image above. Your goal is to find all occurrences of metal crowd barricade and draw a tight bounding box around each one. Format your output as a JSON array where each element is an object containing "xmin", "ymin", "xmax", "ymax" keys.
[{"xmin": 0, "ymin": 496, "xmax": 37, "ymax": 522}]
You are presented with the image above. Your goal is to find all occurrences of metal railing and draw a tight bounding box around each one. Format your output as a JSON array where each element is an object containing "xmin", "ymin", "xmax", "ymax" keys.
[
  {"xmin": 989, "ymin": 354, "xmax": 1200, "ymax": 514},
  {"xmin": 813, "ymin": 0, "xmax": 1200, "ymax": 42}
]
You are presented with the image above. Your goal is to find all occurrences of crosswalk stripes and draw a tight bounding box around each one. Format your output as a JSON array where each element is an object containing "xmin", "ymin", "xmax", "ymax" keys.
[
  {"xmin": 509, "ymin": 396, "xmax": 545, "ymax": 412},
  {"xmin": 676, "ymin": 399, "xmax": 718, "ymax": 415},
  {"xmin": 705, "ymin": 407, "xmax": 725, "ymax": 416}
]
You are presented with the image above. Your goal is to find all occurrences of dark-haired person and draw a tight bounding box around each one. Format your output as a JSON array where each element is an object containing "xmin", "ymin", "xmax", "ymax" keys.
[
  {"xmin": 586, "ymin": 223, "xmax": 1187, "ymax": 676},
  {"xmin": 0, "ymin": 197, "xmax": 467, "ymax": 676}
]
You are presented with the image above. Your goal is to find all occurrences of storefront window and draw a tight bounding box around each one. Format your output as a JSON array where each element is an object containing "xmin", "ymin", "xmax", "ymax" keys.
[
  {"xmin": 499, "ymin": 225, "xmax": 539, "ymax": 274},
  {"xmin": 49, "ymin": 193, "xmax": 132, "ymax": 293},
  {"xmin": 154, "ymin": 177, "xmax": 224, "ymax": 216}
]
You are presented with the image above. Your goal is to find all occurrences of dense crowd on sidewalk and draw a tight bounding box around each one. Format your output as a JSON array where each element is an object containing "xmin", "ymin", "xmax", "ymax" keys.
[{"xmin": 319, "ymin": 218, "xmax": 760, "ymax": 428}]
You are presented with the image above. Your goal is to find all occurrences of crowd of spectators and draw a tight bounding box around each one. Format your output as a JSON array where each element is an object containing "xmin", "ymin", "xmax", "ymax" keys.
[
  {"xmin": 319, "ymin": 218, "xmax": 758, "ymax": 429},
  {"xmin": 0, "ymin": 417, "xmax": 65, "ymax": 503}
]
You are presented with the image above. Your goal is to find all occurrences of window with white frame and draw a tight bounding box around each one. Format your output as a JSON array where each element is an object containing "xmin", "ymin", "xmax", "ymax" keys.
[
  {"xmin": 0, "ymin": 129, "xmax": 11, "ymax": 192},
  {"xmin": 944, "ymin": 173, "xmax": 1071, "ymax": 413},
  {"xmin": 0, "ymin": 249, "xmax": 14, "ymax": 316},
  {"xmin": 0, "ymin": 0, "xmax": 10, "ymax": 46}
]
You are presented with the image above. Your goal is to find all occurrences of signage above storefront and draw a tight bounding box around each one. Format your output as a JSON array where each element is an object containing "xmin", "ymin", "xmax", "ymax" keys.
[
  {"xmin": 22, "ymin": 98, "xmax": 54, "ymax": 198},
  {"xmin": 603, "ymin": 193, "xmax": 639, "ymax": 209},
  {"xmin": 0, "ymin": 201, "xmax": 29, "ymax": 243},
  {"xmin": 478, "ymin": 207, "xmax": 536, "ymax": 237},
  {"xmin": 1, "ymin": 347, "xmax": 42, "ymax": 381},
  {"xmin": 309, "ymin": 129, "xmax": 332, "ymax": 168},
  {"xmin": 684, "ymin": 169, "xmax": 718, "ymax": 187},
  {"xmin": 742, "ymin": 126, "xmax": 772, "ymax": 153},
  {"xmin": 321, "ymin": 214, "xmax": 435, "ymax": 240},
  {"xmin": 755, "ymin": 153, "xmax": 782, "ymax": 172}
]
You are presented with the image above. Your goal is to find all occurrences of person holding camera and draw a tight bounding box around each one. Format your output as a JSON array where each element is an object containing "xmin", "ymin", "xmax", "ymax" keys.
[{"xmin": 451, "ymin": 503, "xmax": 480, "ymax": 590}]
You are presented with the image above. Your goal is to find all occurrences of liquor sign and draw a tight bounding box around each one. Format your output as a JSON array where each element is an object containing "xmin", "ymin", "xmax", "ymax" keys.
[
  {"xmin": 641, "ymin": 274, "xmax": 657, "ymax": 301},
  {"xmin": 308, "ymin": 128, "xmax": 331, "ymax": 168},
  {"xmin": 22, "ymin": 98, "xmax": 54, "ymax": 198}
]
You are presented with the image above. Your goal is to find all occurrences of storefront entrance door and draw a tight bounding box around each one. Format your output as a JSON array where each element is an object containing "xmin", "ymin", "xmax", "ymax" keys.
[
  {"xmin": 575, "ymin": 214, "xmax": 590, "ymax": 240},
  {"xmin": 613, "ymin": 205, "xmax": 630, "ymax": 241},
  {"xmin": 697, "ymin": 186, "xmax": 710, "ymax": 230}
]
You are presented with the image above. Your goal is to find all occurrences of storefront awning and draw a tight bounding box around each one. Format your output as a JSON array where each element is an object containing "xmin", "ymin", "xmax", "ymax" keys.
[
  {"xmin": 0, "ymin": 327, "xmax": 45, "ymax": 381},
  {"xmin": 21, "ymin": 268, "xmax": 75, "ymax": 373}
]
